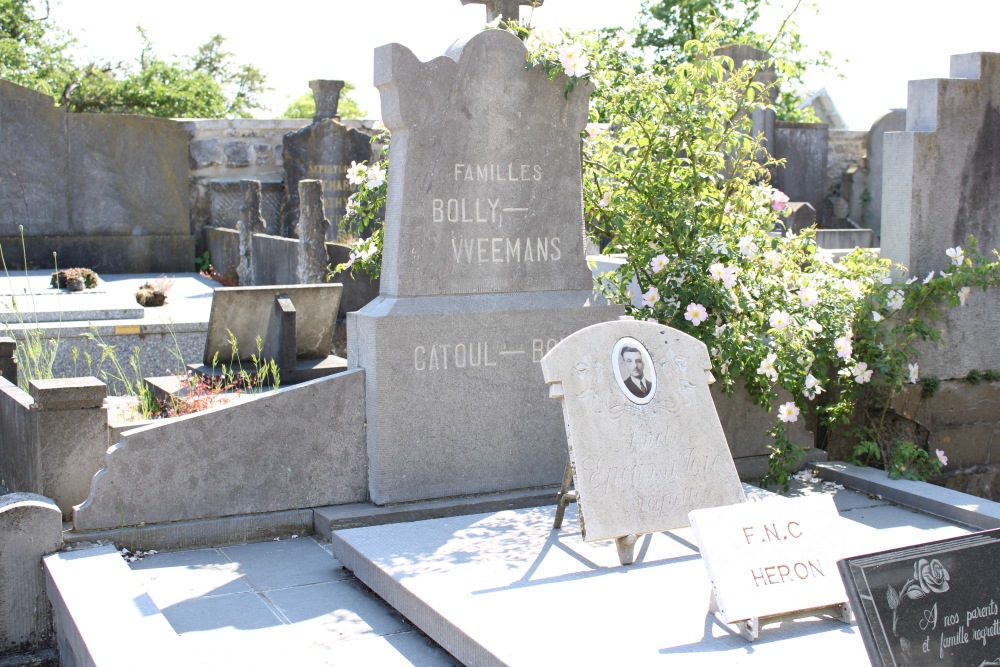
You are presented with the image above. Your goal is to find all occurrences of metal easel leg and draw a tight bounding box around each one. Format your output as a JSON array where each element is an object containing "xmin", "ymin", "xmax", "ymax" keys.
[{"xmin": 552, "ymin": 459, "xmax": 576, "ymax": 529}]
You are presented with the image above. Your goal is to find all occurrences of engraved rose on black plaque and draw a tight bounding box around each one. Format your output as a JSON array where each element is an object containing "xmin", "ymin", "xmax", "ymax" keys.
[{"xmin": 887, "ymin": 558, "xmax": 951, "ymax": 636}]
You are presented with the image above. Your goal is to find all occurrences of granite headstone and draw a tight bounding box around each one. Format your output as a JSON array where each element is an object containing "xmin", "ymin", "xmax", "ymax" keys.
[
  {"xmin": 880, "ymin": 52, "xmax": 1000, "ymax": 378},
  {"xmin": 840, "ymin": 528, "xmax": 1000, "ymax": 666},
  {"xmin": 281, "ymin": 80, "xmax": 372, "ymax": 239},
  {"xmin": 349, "ymin": 28, "xmax": 621, "ymax": 504}
]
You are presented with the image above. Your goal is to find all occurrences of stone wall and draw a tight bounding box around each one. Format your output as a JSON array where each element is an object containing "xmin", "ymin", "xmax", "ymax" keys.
[
  {"xmin": 182, "ymin": 118, "xmax": 381, "ymax": 248},
  {"xmin": 827, "ymin": 130, "xmax": 867, "ymax": 199},
  {"xmin": 0, "ymin": 80, "xmax": 194, "ymax": 273},
  {"xmin": 73, "ymin": 369, "xmax": 368, "ymax": 530}
]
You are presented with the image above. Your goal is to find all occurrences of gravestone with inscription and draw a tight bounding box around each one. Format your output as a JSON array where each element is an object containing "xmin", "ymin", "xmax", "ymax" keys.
[
  {"xmin": 540, "ymin": 318, "xmax": 745, "ymax": 546},
  {"xmin": 840, "ymin": 528, "xmax": 1000, "ymax": 667},
  {"xmin": 348, "ymin": 28, "xmax": 621, "ymax": 504},
  {"xmin": 690, "ymin": 494, "xmax": 850, "ymax": 640},
  {"xmin": 281, "ymin": 80, "xmax": 372, "ymax": 239}
]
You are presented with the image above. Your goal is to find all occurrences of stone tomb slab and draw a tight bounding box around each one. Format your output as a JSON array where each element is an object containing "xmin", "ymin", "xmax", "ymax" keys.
[
  {"xmin": 541, "ymin": 319, "xmax": 745, "ymax": 542},
  {"xmin": 330, "ymin": 502, "xmax": 876, "ymax": 667},
  {"xmin": 349, "ymin": 291, "xmax": 618, "ymax": 504},
  {"xmin": 203, "ymin": 284, "xmax": 341, "ymax": 364}
]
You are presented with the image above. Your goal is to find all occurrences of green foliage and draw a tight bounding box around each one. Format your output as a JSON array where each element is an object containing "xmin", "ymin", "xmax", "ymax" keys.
[
  {"xmin": 0, "ymin": 0, "xmax": 268, "ymax": 117},
  {"xmin": 329, "ymin": 127, "xmax": 389, "ymax": 281},
  {"xmin": 634, "ymin": 0, "xmax": 832, "ymax": 121},
  {"xmin": 528, "ymin": 28, "xmax": 1000, "ymax": 489},
  {"xmin": 194, "ymin": 251, "xmax": 212, "ymax": 273},
  {"xmin": 885, "ymin": 440, "xmax": 945, "ymax": 482},
  {"xmin": 281, "ymin": 82, "xmax": 367, "ymax": 119},
  {"xmin": 920, "ymin": 377, "xmax": 940, "ymax": 398},
  {"xmin": 0, "ymin": 0, "xmax": 76, "ymax": 98},
  {"xmin": 0, "ymin": 227, "xmax": 60, "ymax": 390}
]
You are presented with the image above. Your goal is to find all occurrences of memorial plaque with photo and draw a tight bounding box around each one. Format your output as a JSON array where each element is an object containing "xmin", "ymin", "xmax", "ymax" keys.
[
  {"xmin": 613, "ymin": 337, "xmax": 656, "ymax": 405},
  {"xmin": 839, "ymin": 528, "xmax": 1000, "ymax": 667},
  {"xmin": 541, "ymin": 318, "xmax": 745, "ymax": 542}
]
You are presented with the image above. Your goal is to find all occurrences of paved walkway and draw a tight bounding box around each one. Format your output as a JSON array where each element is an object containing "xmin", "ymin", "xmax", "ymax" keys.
[{"xmin": 129, "ymin": 535, "xmax": 456, "ymax": 665}]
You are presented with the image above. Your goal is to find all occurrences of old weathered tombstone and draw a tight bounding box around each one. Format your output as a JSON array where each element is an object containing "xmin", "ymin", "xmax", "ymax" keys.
[
  {"xmin": 864, "ymin": 109, "xmax": 906, "ymax": 235},
  {"xmin": 690, "ymin": 494, "xmax": 851, "ymax": 641},
  {"xmin": 540, "ymin": 317, "xmax": 745, "ymax": 564},
  {"xmin": 201, "ymin": 284, "xmax": 344, "ymax": 383},
  {"xmin": 281, "ymin": 80, "xmax": 372, "ymax": 239},
  {"xmin": 237, "ymin": 179, "xmax": 266, "ymax": 286},
  {"xmin": 840, "ymin": 528, "xmax": 1000, "ymax": 667},
  {"xmin": 881, "ymin": 52, "xmax": 1000, "ymax": 377},
  {"xmin": 0, "ymin": 493, "xmax": 61, "ymax": 657},
  {"xmin": 715, "ymin": 44, "xmax": 777, "ymax": 165},
  {"xmin": 349, "ymin": 28, "xmax": 621, "ymax": 504},
  {"xmin": 296, "ymin": 180, "xmax": 331, "ymax": 284}
]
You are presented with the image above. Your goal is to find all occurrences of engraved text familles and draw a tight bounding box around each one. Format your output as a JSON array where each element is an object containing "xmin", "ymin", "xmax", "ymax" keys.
[{"xmin": 431, "ymin": 163, "xmax": 561, "ymax": 265}]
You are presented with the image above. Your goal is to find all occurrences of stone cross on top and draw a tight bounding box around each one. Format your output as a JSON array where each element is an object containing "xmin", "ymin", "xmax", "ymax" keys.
[{"xmin": 461, "ymin": 0, "xmax": 543, "ymax": 23}]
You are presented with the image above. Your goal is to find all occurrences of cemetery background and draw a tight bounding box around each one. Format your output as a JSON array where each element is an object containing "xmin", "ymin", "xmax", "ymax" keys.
[{"xmin": 2, "ymin": 0, "xmax": 1000, "ymax": 663}]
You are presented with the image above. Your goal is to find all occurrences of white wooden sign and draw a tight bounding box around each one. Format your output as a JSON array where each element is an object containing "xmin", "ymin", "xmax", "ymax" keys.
[{"xmin": 689, "ymin": 494, "xmax": 848, "ymax": 624}]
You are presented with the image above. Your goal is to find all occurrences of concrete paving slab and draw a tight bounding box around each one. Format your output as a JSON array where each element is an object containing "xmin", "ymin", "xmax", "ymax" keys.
[
  {"xmin": 264, "ymin": 578, "xmax": 412, "ymax": 636},
  {"xmin": 220, "ymin": 535, "xmax": 349, "ymax": 591},
  {"xmin": 124, "ymin": 536, "xmax": 455, "ymax": 665},
  {"xmin": 129, "ymin": 547, "xmax": 252, "ymax": 607},
  {"xmin": 161, "ymin": 590, "xmax": 283, "ymax": 634},
  {"xmin": 329, "ymin": 490, "xmax": 973, "ymax": 667}
]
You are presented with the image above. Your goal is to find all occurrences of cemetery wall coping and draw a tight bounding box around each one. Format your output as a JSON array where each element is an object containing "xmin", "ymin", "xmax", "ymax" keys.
[
  {"xmin": 44, "ymin": 545, "xmax": 182, "ymax": 665},
  {"xmin": 813, "ymin": 461, "xmax": 1000, "ymax": 530}
]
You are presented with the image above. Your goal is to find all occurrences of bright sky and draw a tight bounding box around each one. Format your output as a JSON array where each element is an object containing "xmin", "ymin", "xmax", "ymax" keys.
[{"xmin": 47, "ymin": 0, "xmax": 999, "ymax": 130}]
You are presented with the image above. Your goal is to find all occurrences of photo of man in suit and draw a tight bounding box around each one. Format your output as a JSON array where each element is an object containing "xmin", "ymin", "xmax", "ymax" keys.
[{"xmin": 620, "ymin": 345, "xmax": 651, "ymax": 398}]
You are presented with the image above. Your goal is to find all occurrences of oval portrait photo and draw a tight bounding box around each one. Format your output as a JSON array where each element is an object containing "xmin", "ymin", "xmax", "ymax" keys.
[{"xmin": 612, "ymin": 337, "xmax": 656, "ymax": 405}]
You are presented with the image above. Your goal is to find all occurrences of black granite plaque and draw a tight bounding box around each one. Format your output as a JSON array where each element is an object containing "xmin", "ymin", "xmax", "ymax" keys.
[{"xmin": 839, "ymin": 529, "xmax": 1000, "ymax": 667}]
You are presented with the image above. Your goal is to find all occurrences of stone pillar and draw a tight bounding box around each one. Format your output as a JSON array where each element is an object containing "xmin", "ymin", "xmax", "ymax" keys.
[
  {"xmin": 0, "ymin": 493, "xmax": 61, "ymax": 657},
  {"xmin": 29, "ymin": 378, "xmax": 107, "ymax": 519},
  {"xmin": 237, "ymin": 179, "xmax": 266, "ymax": 286},
  {"xmin": 715, "ymin": 44, "xmax": 777, "ymax": 165},
  {"xmin": 0, "ymin": 337, "xmax": 16, "ymax": 385},
  {"xmin": 309, "ymin": 80, "xmax": 344, "ymax": 122},
  {"xmin": 296, "ymin": 180, "xmax": 331, "ymax": 284}
]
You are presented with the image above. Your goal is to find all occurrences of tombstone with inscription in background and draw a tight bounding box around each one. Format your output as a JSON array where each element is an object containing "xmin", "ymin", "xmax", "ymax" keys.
[
  {"xmin": 348, "ymin": 26, "xmax": 621, "ymax": 505},
  {"xmin": 281, "ymin": 80, "xmax": 373, "ymax": 239},
  {"xmin": 540, "ymin": 317, "xmax": 745, "ymax": 564},
  {"xmin": 840, "ymin": 528, "xmax": 1000, "ymax": 667}
]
